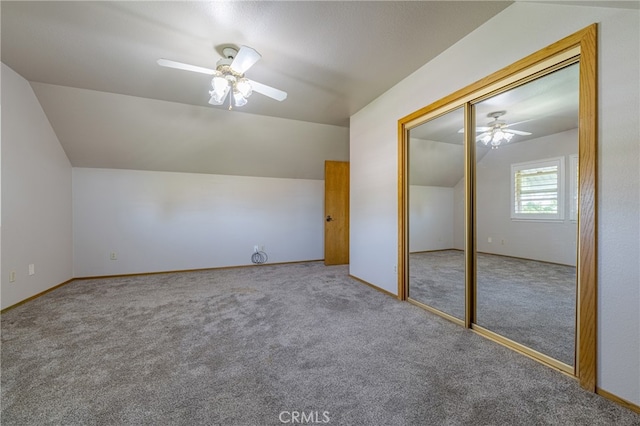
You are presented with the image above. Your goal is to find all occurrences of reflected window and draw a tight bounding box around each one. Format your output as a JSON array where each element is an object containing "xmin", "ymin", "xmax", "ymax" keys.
[{"xmin": 511, "ymin": 157, "xmax": 565, "ymax": 220}]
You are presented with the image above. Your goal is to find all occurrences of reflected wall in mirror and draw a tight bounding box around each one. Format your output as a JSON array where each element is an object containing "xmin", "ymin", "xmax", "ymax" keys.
[
  {"xmin": 408, "ymin": 107, "xmax": 465, "ymax": 321},
  {"xmin": 474, "ymin": 63, "xmax": 579, "ymax": 367}
]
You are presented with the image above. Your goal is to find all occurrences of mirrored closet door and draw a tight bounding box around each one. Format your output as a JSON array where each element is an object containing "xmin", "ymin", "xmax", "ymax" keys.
[
  {"xmin": 407, "ymin": 107, "xmax": 465, "ymax": 322},
  {"xmin": 399, "ymin": 25, "xmax": 597, "ymax": 388},
  {"xmin": 473, "ymin": 63, "xmax": 579, "ymax": 368}
]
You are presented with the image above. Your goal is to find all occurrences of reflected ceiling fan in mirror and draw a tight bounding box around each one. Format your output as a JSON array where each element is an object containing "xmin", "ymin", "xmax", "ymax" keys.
[
  {"xmin": 459, "ymin": 110, "xmax": 532, "ymax": 149},
  {"xmin": 157, "ymin": 45, "xmax": 287, "ymax": 110}
]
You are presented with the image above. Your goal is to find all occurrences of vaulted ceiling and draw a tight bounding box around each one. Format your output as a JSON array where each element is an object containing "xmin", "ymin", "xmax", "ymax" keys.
[
  {"xmin": 2, "ymin": 1, "xmax": 518, "ymax": 179},
  {"xmin": 2, "ymin": 1, "xmax": 512, "ymax": 126},
  {"xmin": 20, "ymin": 1, "xmax": 613, "ymax": 180}
]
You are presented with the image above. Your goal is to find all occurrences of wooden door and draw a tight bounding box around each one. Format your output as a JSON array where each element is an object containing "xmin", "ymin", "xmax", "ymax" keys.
[{"xmin": 324, "ymin": 161, "xmax": 349, "ymax": 265}]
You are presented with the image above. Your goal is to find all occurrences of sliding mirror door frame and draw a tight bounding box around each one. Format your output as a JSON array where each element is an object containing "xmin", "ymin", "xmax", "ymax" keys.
[
  {"xmin": 470, "ymin": 61, "xmax": 581, "ymax": 374},
  {"xmin": 398, "ymin": 24, "xmax": 597, "ymax": 391}
]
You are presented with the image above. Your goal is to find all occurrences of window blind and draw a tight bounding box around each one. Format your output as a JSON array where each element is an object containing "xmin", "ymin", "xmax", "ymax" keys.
[{"xmin": 514, "ymin": 165, "xmax": 559, "ymax": 215}]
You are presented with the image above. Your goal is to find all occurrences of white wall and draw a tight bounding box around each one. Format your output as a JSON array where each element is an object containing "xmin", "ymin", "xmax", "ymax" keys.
[
  {"xmin": 476, "ymin": 129, "xmax": 578, "ymax": 266},
  {"xmin": 409, "ymin": 185, "xmax": 454, "ymax": 252},
  {"xmin": 350, "ymin": 3, "xmax": 639, "ymax": 405},
  {"xmin": 1, "ymin": 63, "xmax": 73, "ymax": 309},
  {"xmin": 73, "ymin": 168, "xmax": 324, "ymax": 277}
]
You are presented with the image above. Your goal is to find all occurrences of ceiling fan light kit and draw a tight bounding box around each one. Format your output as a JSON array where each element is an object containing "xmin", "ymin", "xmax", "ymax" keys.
[
  {"xmin": 456, "ymin": 110, "xmax": 533, "ymax": 149},
  {"xmin": 157, "ymin": 45, "xmax": 287, "ymax": 110},
  {"xmin": 209, "ymin": 66, "xmax": 253, "ymax": 108},
  {"xmin": 209, "ymin": 47, "xmax": 255, "ymax": 109},
  {"xmin": 480, "ymin": 126, "xmax": 515, "ymax": 149},
  {"xmin": 477, "ymin": 111, "xmax": 531, "ymax": 149}
]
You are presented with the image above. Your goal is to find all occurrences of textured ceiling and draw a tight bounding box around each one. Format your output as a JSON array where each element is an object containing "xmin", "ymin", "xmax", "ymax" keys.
[
  {"xmin": 2, "ymin": 1, "xmax": 519, "ymax": 178},
  {"xmin": 1, "ymin": 1, "xmax": 512, "ymax": 127},
  {"xmin": 3, "ymin": 2, "xmax": 629, "ymax": 179}
]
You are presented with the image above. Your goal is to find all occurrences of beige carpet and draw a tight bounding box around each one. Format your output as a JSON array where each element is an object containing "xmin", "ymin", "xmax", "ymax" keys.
[
  {"xmin": 2, "ymin": 261, "xmax": 637, "ymax": 425},
  {"xmin": 409, "ymin": 250, "xmax": 575, "ymax": 365}
]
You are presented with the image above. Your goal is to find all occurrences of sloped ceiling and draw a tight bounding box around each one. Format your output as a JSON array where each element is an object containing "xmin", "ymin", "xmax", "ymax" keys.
[
  {"xmin": 1, "ymin": 1, "xmax": 514, "ymax": 179},
  {"xmin": 30, "ymin": 82, "xmax": 349, "ymax": 179}
]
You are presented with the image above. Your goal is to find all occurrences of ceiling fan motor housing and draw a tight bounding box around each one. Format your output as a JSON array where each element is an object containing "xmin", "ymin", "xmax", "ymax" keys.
[
  {"xmin": 487, "ymin": 110, "xmax": 507, "ymax": 119},
  {"xmin": 217, "ymin": 47, "xmax": 238, "ymax": 69}
]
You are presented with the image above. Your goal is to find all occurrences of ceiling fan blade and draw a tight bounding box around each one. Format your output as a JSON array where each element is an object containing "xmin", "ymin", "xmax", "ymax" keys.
[
  {"xmin": 458, "ymin": 126, "xmax": 491, "ymax": 133},
  {"xmin": 475, "ymin": 132, "xmax": 491, "ymax": 141},
  {"xmin": 157, "ymin": 59, "xmax": 215, "ymax": 75},
  {"xmin": 231, "ymin": 46, "xmax": 262, "ymax": 74},
  {"xmin": 504, "ymin": 129, "xmax": 532, "ymax": 136},
  {"xmin": 504, "ymin": 118, "xmax": 536, "ymax": 128},
  {"xmin": 248, "ymin": 79, "xmax": 287, "ymax": 101}
]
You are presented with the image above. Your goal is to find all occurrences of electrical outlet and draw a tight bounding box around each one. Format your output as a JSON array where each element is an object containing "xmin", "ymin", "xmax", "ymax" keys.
[
  {"xmin": 110, "ymin": 252, "xmax": 118, "ymax": 260},
  {"xmin": 501, "ymin": 239, "xmax": 505, "ymax": 245},
  {"xmin": 488, "ymin": 237, "xmax": 492, "ymax": 243},
  {"xmin": 9, "ymin": 271, "xmax": 16, "ymax": 282},
  {"xmin": 394, "ymin": 265, "xmax": 397, "ymax": 273},
  {"xmin": 28, "ymin": 264, "xmax": 35, "ymax": 276}
]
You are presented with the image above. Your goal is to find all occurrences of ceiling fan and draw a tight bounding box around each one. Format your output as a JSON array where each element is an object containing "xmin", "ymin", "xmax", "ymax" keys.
[
  {"xmin": 157, "ymin": 45, "xmax": 287, "ymax": 109},
  {"xmin": 459, "ymin": 110, "xmax": 532, "ymax": 149}
]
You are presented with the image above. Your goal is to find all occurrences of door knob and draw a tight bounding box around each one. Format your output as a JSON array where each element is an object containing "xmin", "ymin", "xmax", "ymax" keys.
[{"xmin": 326, "ymin": 215, "xmax": 334, "ymax": 222}]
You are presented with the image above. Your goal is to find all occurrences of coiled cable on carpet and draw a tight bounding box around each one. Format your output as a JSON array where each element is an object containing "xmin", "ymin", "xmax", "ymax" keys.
[{"xmin": 251, "ymin": 250, "xmax": 268, "ymax": 265}]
